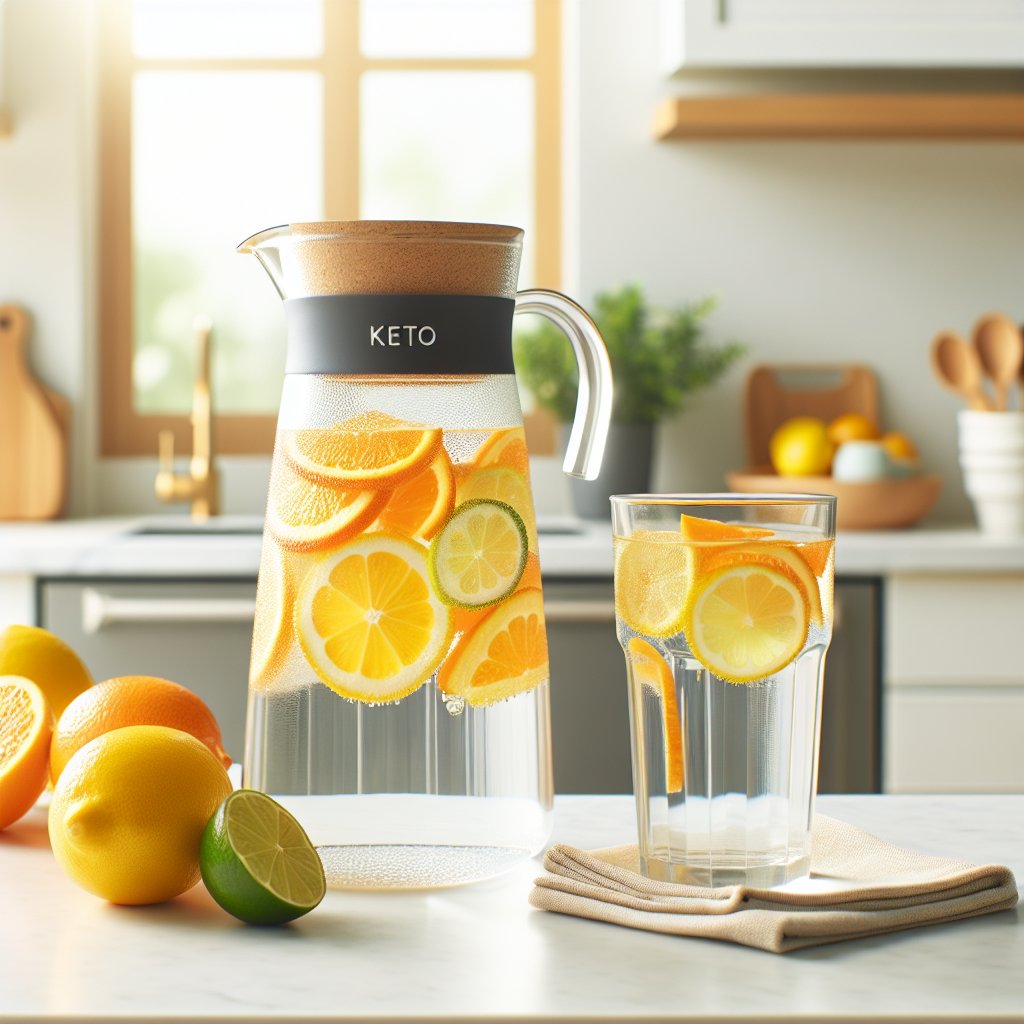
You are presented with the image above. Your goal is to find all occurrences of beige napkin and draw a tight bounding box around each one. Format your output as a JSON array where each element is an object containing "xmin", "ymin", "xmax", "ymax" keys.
[{"xmin": 529, "ymin": 815, "xmax": 1019, "ymax": 953}]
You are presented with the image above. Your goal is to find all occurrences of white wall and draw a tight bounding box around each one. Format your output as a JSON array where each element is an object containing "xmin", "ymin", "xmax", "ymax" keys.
[
  {"xmin": 3, "ymin": 0, "xmax": 1023, "ymax": 522},
  {"xmin": 575, "ymin": 1, "xmax": 1024, "ymax": 522}
]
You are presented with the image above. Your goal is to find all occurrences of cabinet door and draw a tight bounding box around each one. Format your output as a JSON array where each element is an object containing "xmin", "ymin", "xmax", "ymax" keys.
[
  {"xmin": 545, "ymin": 581, "xmax": 634, "ymax": 794},
  {"xmin": 662, "ymin": 0, "xmax": 1024, "ymax": 70},
  {"xmin": 41, "ymin": 580, "xmax": 255, "ymax": 764}
]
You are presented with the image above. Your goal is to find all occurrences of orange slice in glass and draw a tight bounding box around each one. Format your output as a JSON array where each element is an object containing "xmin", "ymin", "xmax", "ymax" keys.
[
  {"xmin": 295, "ymin": 534, "xmax": 452, "ymax": 704},
  {"xmin": 437, "ymin": 587, "xmax": 549, "ymax": 707},
  {"xmin": 473, "ymin": 427, "xmax": 530, "ymax": 477},
  {"xmin": 0, "ymin": 675, "xmax": 53, "ymax": 830},
  {"xmin": 684, "ymin": 563, "xmax": 809, "ymax": 684},
  {"xmin": 627, "ymin": 637, "xmax": 683, "ymax": 794},
  {"xmin": 284, "ymin": 412, "xmax": 442, "ymax": 488},
  {"xmin": 375, "ymin": 448, "xmax": 456, "ymax": 541},
  {"xmin": 679, "ymin": 513, "xmax": 773, "ymax": 543},
  {"xmin": 266, "ymin": 457, "xmax": 387, "ymax": 553}
]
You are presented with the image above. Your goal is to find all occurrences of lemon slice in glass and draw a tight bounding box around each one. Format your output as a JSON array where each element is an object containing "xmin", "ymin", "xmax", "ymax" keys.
[{"xmin": 684, "ymin": 563, "xmax": 809, "ymax": 683}]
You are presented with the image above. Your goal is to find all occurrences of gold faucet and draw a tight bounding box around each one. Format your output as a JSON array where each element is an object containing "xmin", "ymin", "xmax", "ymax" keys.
[{"xmin": 155, "ymin": 316, "xmax": 220, "ymax": 520}]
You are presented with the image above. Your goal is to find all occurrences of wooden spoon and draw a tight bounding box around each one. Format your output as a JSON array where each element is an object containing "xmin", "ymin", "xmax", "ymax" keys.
[
  {"xmin": 930, "ymin": 331, "xmax": 993, "ymax": 411},
  {"xmin": 972, "ymin": 313, "xmax": 1024, "ymax": 412}
]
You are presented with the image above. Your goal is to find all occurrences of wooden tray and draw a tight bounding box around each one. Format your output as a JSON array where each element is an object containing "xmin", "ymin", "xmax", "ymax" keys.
[{"xmin": 731, "ymin": 364, "xmax": 941, "ymax": 530}]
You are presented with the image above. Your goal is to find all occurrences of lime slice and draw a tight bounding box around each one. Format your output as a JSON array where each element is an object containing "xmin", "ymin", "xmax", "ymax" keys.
[
  {"xmin": 200, "ymin": 789, "xmax": 326, "ymax": 925},
  {"xmin": 429, "ymin": 499, "xmax": 528, "ymax": 609}
]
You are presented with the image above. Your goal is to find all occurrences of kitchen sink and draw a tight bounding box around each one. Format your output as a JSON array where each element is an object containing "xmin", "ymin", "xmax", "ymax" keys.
[{"xmin": 130, "ymin": 516, "xmax": 265, "ymax": 536}]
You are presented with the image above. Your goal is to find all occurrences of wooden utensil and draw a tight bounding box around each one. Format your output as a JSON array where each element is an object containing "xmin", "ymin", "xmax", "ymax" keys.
[
  {"xmin": 930, "ymin": 331, "xmax": 993, "ymax": 411},
  {"xmin": 972, "ymin": 313, "xmax": 1024, "ymax": 412},
  {"xmin": 0, "ymin": 305, "xmax": 69, "ymax": 519}
]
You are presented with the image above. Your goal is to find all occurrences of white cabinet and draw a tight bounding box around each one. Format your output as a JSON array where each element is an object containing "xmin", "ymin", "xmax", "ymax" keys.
[
  {"xmin": 661, "ymin": 0, "xmax": 1024, "ymax": 70},
  {"xmin": 884, "ymin": 573, "xmax": 1024, "ymax": 794}
]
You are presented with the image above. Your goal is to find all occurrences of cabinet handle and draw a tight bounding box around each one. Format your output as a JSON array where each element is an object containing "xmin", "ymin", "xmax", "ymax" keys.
[
  {"xmin": 543, "ymin": 598, "xmax": 617, "ymax": 623},
  {"xmin": 82, "ymin": 589, "xmax": 256, "ymax": 634}
]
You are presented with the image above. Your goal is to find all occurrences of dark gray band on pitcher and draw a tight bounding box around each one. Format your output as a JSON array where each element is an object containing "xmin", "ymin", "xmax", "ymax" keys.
[{"xmin": 283, "ymin": 294, "xmax": 516, "ymax": 374}]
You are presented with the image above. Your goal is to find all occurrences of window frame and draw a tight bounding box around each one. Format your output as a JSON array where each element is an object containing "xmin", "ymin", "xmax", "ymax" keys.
[{"xmin": 98, "ymin": 0, "xmax": 562, "ymax": 456}]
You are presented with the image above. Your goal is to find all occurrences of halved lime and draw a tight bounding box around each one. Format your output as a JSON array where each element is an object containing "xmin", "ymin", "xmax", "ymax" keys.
[
  {"xmin": 428, "ymin": 499, "xmax": 528, "ymax": 609},
  {"xmin": 199, "ymin": 789, "xmax": 326, "ymax": 925}
]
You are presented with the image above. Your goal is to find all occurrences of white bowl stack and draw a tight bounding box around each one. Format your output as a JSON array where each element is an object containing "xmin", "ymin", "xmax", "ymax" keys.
[{"xmin": 958, "ymin": 411, "xmax": 1024, "ymax": 536}]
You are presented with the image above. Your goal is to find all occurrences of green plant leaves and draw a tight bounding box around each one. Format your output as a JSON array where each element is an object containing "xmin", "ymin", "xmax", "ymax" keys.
[{"xmin": 512, "ymin": 285, "xmax": 745, "ymax": 425}]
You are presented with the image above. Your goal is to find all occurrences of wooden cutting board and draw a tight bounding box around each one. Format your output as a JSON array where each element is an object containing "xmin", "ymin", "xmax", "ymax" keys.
[{"xmin": 0, "ymin": 305, "xmax": 69, "ymax": 519}]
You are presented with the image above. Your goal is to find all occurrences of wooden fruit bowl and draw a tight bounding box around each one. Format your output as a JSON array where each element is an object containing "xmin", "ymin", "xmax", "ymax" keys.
[{"xmin": 726, "ymin": 467, "xmax": 943, "ymax": 531}]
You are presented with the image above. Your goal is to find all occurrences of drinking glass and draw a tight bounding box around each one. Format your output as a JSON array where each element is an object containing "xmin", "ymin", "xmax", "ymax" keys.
[{"xmin": 611, "ymin": 494, "xmax": 836, "ymax": 888}]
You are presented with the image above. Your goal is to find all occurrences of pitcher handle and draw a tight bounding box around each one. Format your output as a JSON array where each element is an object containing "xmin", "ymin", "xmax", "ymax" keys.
[{"xmin": 514, "ymin": 289, "xmax": 613, "ymax": 481}]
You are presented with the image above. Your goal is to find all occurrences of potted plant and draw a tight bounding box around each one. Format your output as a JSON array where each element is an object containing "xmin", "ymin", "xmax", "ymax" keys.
[{"xmin": 513, "ymin": 284, "xmax": 745, "ymax": 518}]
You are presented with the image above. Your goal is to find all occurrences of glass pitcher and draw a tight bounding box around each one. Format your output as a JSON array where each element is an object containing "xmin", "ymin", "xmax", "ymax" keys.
[{"xmin": 239, "ymin": 221, "xmax": 612, "ymax": 888}]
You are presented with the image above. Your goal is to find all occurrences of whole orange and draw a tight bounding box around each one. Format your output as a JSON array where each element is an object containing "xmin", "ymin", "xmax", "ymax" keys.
[
  {"xmin": 827, "ymin": 412, "xmax": 880, "ymax": 447},
  {"xmin": 881, "ymin": 431, "xmax": 919, "ymax": 462},
  {"xmin": 50, "ymin": 675, "xmax": 231, "ymax": 783}
]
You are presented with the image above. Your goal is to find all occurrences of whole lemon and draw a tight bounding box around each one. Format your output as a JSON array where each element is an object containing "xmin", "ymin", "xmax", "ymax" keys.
[
  {"xmin": 48, "ymin": 725, "xmax": 232, "ymax": 905},
  {"xmin": 769, "ymin": 417, "xmax": 835, "ymax": 476},
  {"xmin": 0, "ymin": 625, "xmax": 93, "ymax": 721}
]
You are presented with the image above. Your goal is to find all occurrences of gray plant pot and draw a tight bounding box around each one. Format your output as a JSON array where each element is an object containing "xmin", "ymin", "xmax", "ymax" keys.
[{"xmin": 565, "ymin": 421, "xmax": 655, "ymax": 520}]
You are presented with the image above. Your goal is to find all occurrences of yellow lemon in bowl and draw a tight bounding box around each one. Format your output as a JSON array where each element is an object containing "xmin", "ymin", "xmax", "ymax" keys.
[
  {"xmin": 48, "ymin": 725, "xmax": 232, "ymax": 905},
  {"xmin": 769, "ymin": 417, "xmax": 834, "ymax": 477}
]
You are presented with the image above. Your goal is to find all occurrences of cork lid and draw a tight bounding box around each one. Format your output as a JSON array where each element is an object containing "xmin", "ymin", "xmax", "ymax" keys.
[{"xmin": 239, "ymin": 221, "xmax": 524, "ymax": 299}]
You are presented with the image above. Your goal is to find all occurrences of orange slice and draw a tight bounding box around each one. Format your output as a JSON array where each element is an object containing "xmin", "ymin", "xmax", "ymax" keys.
[
  {"xmin": 437, "ymin": 588, "xmax": 549, "ymax": 707},
  {"xmin": 295, "ymin": 534, "xmax": 452, "ymax": 704},
  {"xmin": 684, "ymin": 563, "xmax": 809, "ymax": 684},
  {"xmin": 679, "ymin": 513, "xmax": 774, "ymax": 543},
  {"xmin": 284, "ymin": 412, "xmax": 443, "ymax": 489},
  {"xmin": 614, "ymin": 530, "xmax": 690, "ymax": 638},
  {"xmin": 473, "ymin": 427, "xmax": 530, "ymax": 477},
  {"xmin": 0, "ymin": 675, "xmax": 54, "ymax": 830},
  {"xmin": 699, "ymin": 543, "xmax": 824, "ymax": 627},
  {"xmin": 249, "ymin": 540, "xmax": 309, "ymax": 691},
  {"xmin": 785, "ymin": 538, "xmax": 834, "ymax": 578},
  {"xmin": 627, "ymin": 638, "xmax": 683, "ymax": 794},
  {"xmin": 266, "ymin": 457, "xmax": 387, "ymax": 553},
  {"xmin": 456, "ymin": 464, "xmax": 538, "ymax": 552},
  {"xmin": 375, "ymin": 448, "xmax": 456, "ymax": 541}
]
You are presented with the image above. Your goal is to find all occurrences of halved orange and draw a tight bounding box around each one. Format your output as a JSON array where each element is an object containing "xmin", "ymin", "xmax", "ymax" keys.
[
  {"xmin": 684, "ymin": 563, "xmax": 809, "ymax": 683},
  {"xmin": 266, "ymin": 457, "xmax": 387, "ymax": 553},
  {"xmin": 0, "ymin": 675, "xmax": 54, "ymax": 830},
  {"xmin": 284, "ymin": 412, "xmax": 443, "ymax": 489},
  {"xmin": 375, "ymin": 447, "xmax": 456, "ymax": 541},
  {"xmin": 473, "ymin": 427, "xmax": 530, "ymax": 477},
  {"xmin": 437, "ymin": 588, "xmax": 549, "ymax": 707},
  {"xmin": 627, "ymin": 638, "xmax": 683, "ymax": 794},
  {"xmin": 614, "ymin": 530, "xmax": 690, "ymax": 638},
  {"xmin": 295, "ymin": 534, "xmax": 452, "ymax": 704}
]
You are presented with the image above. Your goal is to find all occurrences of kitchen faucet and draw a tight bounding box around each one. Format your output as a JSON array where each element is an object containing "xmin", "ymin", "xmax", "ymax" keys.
[{"xmin": 154, "ymin": 316, "xmax": 220, "ymax": 520}]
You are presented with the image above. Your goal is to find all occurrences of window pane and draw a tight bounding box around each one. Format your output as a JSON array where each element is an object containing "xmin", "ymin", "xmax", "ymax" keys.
[
  {"xmin": 133, "ymin": 0, "xmax": 322, "ymax": 58},
  {"xmin": 360, "ymin": 0, "xmax": 533, "ymax": 57},
  {"xmin": 360, "ymin": 71, "xmax": 535, "ymax": 285},
  {"xmin": 132, "ymin": 72, "xmax": 323, "ymax": 414}
]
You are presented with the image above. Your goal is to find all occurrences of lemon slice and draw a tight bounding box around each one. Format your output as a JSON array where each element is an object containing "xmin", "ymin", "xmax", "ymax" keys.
[
  {"xmin": 295, "ymin": 534, "xmax": 452, "ymax": 704},
  {"xmin": 614, "ymin": 530, "xmax": 690, "ymax": 638},
  {"xmin": 684, "ymin": 563, "xmax": 809, "ymax": 683},
  {"xmin": 627, "ymin": 638, "xmax": 683, "ymax": 794},
  {"xmin": 429, "ymin": 500, "xmax": 528, "ymax": 609}
]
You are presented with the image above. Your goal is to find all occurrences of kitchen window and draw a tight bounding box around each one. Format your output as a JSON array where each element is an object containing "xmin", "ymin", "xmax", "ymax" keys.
[{"xmin": 98, "ymin": 0, "xmax": 562, "ymax": 456}]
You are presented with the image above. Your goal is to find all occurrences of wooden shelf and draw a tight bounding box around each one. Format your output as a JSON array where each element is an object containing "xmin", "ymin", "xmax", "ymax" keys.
[{"xmin": 654, "ymin": 94, "xmax": 1024, "ymax": 140}]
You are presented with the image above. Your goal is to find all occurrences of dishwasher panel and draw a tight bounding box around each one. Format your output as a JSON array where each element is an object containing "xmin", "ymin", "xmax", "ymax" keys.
[{"xmin": 41, "ymin": 579, "xmax": 255, "ymax": 764}]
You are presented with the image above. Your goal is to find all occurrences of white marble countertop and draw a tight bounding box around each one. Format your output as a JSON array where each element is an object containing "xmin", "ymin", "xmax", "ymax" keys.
[
  {"xmin": 2, "ymin": 794, "xmax": 1021, "ymax": 1021},
  {"xmin": 2, "ymin": 516, "xmax": 1024, "ymax": 580}
]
